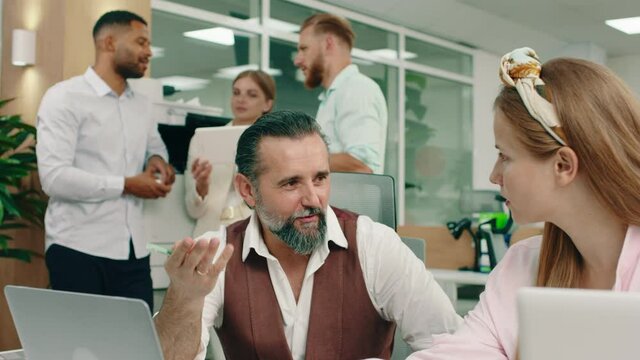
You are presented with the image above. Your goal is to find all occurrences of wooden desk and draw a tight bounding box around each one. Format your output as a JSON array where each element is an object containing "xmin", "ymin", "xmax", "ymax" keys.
[
  {"xmin": 399, "ymin": 224, "xmax": 541, "ymax": 308},
  {"xmin": 398, "ymin": 225, "xmax": 476, "ymax": 269}
]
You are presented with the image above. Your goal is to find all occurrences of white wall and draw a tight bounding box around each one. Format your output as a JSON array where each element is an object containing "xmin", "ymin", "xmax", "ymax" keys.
[
  {"xmin": 608, "ymin": 55, "xmax": 640, "ymax": 100},
  {"xmin": 472, "ymin": 49, "xmax": 501, "ymax": 191},
  {"xmin": 554, "ymin": 42, "xmax": 607, "ymax": 65}
]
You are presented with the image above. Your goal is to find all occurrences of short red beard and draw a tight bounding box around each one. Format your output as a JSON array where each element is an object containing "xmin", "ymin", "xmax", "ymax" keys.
[{"xmin": 304, "ymin": 56, "xmax": 324, "ymax": 89}]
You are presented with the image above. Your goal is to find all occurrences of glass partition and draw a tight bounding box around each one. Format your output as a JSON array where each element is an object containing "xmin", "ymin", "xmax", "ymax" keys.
[
  {"xmin": 351, "ymin": 20, "xmax": 397, "ymax": 55},
  {"xmin": 152, "ymin": 0, "xmax": 477, "ymax": 225},
  {"xmin": 406, "ymin": 37, "xmax": 472, "ymax": 76},
  {"xmin": 269, "ymin": 0, "xmax": 314, "ymax": 33},
  {"xmin": 165, "ymin": 0, "xmax": 260, "ymax": 19},
  {"xmin": 404, "ymin": 71, "xmax": 473, "ymax": 225},
  {"xmin": 151, "ymin": 10, "xmax": 260, "ymax": 116},
  {"xmin": 358, "ymin": 63, "xmax": 399, "ymax": 182}
]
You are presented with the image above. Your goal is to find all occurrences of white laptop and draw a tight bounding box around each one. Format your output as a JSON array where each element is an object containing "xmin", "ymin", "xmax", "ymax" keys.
[
  {"xmin": 4, "ymin": 286, "xmax": 164, "ymax": 360},
  {"xmin": 192, "ymin": 125, "xmax": 249, "ymax": 164},
  {"xmin": 518, "ymin": 287, "xmax": 640, "ymax": 360}
]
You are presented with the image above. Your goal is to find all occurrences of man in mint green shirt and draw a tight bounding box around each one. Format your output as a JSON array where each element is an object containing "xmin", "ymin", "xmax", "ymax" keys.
[{"xmin": 294, "ymin": 13, "xmax": 388, "ymax": 174}]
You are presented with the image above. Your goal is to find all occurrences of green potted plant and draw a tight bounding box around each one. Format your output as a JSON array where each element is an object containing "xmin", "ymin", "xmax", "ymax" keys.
[{"xmin": 0, "ymin": 99, "xmax": 47, "ymax": 262}]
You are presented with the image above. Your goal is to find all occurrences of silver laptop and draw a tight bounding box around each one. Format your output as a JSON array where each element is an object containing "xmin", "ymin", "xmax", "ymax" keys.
[
  {"xmin": 518, "ymin": 287, "xmax": 640, "ymax": 360},
  {"xmin": 4, "ymin": 286, "xmax": 164, "ymax": 360}
]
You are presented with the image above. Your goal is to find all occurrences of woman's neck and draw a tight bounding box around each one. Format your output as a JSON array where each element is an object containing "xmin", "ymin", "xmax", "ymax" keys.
[
  {"xmin": 231, "ymin": 117, "xmax": 256, "ymax": 126},
  {"xmin": 552, "ymin": 191, "xmax": 627, "ymax": 288}
]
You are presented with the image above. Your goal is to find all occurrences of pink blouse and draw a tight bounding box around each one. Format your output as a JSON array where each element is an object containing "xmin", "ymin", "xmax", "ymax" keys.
[{"xmin": 408, "ymin": 225, "xmax": 640, "ymax": 360}]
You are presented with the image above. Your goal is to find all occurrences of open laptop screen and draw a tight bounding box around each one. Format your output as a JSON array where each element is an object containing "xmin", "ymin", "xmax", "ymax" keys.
[
  {"xmin": 5, "ymin": 286, "xmax": 164, "ymax": 360},
  {"xmin": 518, "ymin": 287, "xmax": 640, "ymax": 360}
]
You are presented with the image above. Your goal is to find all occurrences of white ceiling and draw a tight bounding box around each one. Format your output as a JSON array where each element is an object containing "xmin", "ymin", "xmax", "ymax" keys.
[{"xmin": 324, "ymin": 0, "xmax": 640, "ymax": 58}]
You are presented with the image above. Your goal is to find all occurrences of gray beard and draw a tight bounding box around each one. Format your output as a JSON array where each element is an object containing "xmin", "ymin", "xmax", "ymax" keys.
[{"xmin": 257, "ymin": 205, "xmax": 327, "ymax": 255}]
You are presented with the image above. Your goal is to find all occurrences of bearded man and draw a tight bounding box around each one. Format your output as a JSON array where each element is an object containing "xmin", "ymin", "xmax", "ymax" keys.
[
  {"xmin": 154, "ymin": 111, "xmax": 461, "ymax": 360},
  {"xmin": 293, "ymin": 13, "xmax": 388, "ymax": 174}
]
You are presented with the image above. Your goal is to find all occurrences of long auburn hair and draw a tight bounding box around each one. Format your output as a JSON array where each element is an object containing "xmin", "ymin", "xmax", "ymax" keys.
[{"xmin": 494, "ymin": 58, "xmax": 640, "ymax": 287}]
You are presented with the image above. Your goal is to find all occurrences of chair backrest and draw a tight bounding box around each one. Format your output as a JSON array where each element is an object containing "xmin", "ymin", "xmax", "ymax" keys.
[
  {"xmin": 329, "ymin": 172, "xmax": 397, "ymax": 230},
  {"xmin": 392, "ymin": 236, "xmax": 426, "ymax": 360},
  {"xmin": 400, "ymin": 236, "xmax": 426, "ymax": 262}
]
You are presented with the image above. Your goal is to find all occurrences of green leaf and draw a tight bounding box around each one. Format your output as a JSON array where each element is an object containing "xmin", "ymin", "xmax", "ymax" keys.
[
  {"xmin": 0, "ymin": 134, "xmax": 19, "ymax": 148},
  {"xmin": 0, "ymin": 177, "xmax": 21, "ymax": 189},
  {"xmin": 0, "ymin": 98, "xmax": 15, "ymax": 109},
  {"xmin": 0, "ymin": 233, "xmax": 11, "ymax": 249},
  {"xmin": 0, "ymin": 157, "xmax": 20, "ymax": 164},
  {"xmin": 0, "ymin": 248, "xmax": 33, "ymax": 262},
  {"xmin": 11, "ymin": 131, "xmax": 30, "ymax": 146},
  {"xmin": 10, "ymin": 152, "xmax": 37, "ymax": 164},
  {"xmin": 0, "ymin": 163, "xmax": 29, "ymax": 180},
  {"xmin": 0, "ymin": 185, "xmax": 21, "ymax": 217},
  {"xmin": 0, "ymin": 122, "xmax": 25, "ymax": 135},
  {"xmin": 0, "ymin": 222, "xmax": 27, "ymax": 230},
  {"xmin": 11, "ymin": 191, "xmax": 46, "ymax": 227},
  {"xmin": 0, "ymin": 114, "xmax": 22, "ymax": 125},
  {"xmin": 0, "ymin": 97, "xmax": 46, "ymax": 264}
]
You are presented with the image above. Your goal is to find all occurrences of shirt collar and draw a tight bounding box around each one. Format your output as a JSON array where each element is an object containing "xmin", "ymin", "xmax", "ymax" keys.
[
  {"xmin": 241, "ymin": 206, "xmax": 348, "ymax": 262},
  {"xmin": 614, "ymin": 224, "xmax": 640, "ymax": 290},
  {"xmin": 318, "ymin": 64, "xmax": 359, "ymax": 102},
  {"xmin": 83, "ymin": 66, "xmax": 134, "ymax": 98}
]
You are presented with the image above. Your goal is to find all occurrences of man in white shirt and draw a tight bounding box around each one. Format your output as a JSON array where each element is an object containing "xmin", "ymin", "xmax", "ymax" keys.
[
  {"xmin": 155, "ymin": 111, "xmax": 460, "ymax": 360},
  {"xmin": 294, "ymin": 13, "xmax": 388, "ymax": 174},
  {"xmin": 36, "ymin": 10, "xmax": 174, "ymax": 311}
]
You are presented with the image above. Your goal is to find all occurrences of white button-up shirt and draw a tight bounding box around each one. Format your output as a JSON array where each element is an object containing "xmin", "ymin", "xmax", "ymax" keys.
[
  {"xmin": 36, "ymin": 67, "xmax": 168, "ymax": 260},
  {"xmin": 316, "ymin": 64, "xmax": 388, "ymax": 174},
  {"xmin": 196, "ymin": 207, "xmax": 462, "ymax": 360}
]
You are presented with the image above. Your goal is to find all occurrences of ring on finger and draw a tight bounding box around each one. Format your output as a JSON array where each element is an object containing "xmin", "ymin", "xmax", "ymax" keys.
[{"xmin": 196, "ymin": 267, "xmax": 208, "ymax": 276}]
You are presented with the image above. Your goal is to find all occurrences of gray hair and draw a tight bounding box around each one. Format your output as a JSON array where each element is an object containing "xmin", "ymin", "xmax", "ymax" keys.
[{"xmin": 235, "ymin": 110, "xmax": 328, "ymax": 184}]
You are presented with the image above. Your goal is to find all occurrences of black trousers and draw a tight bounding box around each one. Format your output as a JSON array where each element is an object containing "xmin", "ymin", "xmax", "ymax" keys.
[{"xmin": 45, "ymin": 241, "xmax": 153, "ymax": 312}]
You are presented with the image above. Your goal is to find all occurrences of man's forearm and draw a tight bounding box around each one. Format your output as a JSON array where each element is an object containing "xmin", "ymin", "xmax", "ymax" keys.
[
  {"xmin": 329, "ymin": 153, "xmax": 373, "ymax": 173},
  {"xmin": 39, "ymin": 165, "xmax": 124, "ymax": 202},
  {"xmin": 154, "ymin": 287, "xmax": 204, "ymax": 360}
]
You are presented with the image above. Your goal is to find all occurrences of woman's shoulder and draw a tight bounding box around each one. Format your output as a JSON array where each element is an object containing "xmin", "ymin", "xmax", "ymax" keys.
[
  {"xmin": 489, "ymin": 235, "xmax": 542, "ymax": 287},
  {"xmin": 500, "ymin": 235, "xmax": 542, "ymax": 267},
  {"xmin": 509, "ymin": 235, "xmax": 542, "ymax": 254}
]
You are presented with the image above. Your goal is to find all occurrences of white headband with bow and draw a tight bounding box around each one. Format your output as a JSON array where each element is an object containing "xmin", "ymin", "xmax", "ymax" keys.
[{"xmin": 499, "ymin": 47, "xmax": 566, "ymax": 146}]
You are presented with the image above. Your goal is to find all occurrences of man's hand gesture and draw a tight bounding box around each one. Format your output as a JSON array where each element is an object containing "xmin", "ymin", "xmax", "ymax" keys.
[{"xmin": 146, "ymin": 155, "xmax": 176, "ymax": 185}]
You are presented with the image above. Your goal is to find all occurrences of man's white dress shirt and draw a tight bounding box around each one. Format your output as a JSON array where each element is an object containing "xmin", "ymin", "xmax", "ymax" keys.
[
  {"xmin": 196, "ymin": 207, "xmax": 462, "ymax": 360},
  {"xmin": 315, "ymin": 64, "xmax": 388, "ymax": 174},
  {"xmin": 36, "ymin": 67, "xmax": 168, "ymax": 259}
]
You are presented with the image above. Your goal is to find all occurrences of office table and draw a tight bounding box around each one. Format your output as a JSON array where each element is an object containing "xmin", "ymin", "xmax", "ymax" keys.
[{"xmin": 429, "ymin": 268, "xmax": 490, "ymax": 307}]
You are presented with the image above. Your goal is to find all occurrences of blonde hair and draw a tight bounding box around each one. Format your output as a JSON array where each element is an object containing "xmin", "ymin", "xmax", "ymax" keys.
[
  {"xmin": 233, "ymin": 70, "xmax": 276, "ymax": 113},
  {"xmin": 495, "ymin": 58, "xmax": 640, "ymax": 287},
  {"xmin": 301, "ymin": 13, "xmax": 355, "ymax": 50}
]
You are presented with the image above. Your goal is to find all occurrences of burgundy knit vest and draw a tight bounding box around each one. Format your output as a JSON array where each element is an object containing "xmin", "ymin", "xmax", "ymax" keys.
[{"xmin": 215, "ymin": 207, "xmax": 395, "ymax": 360}]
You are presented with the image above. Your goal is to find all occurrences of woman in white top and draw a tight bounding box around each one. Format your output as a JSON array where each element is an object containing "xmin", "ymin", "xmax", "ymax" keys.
[{"xmin": 185, "ymin": 70, "xmax": 276, "ymax": 237}]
